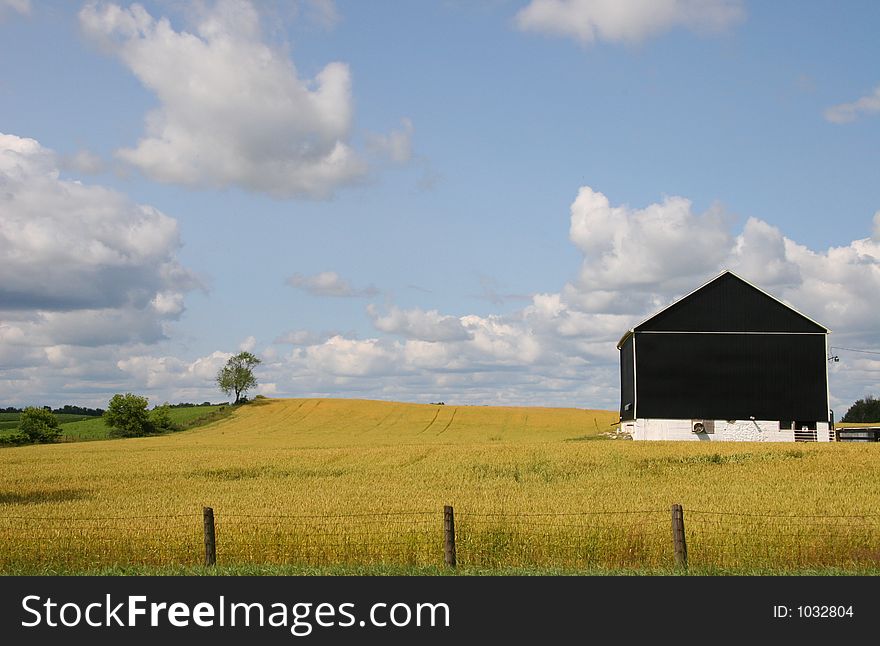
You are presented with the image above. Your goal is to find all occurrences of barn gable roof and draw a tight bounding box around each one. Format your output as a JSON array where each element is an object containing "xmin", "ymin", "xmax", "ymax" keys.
[{"xmin": 617, "ymin": 270, "xmax": 828, "ymax": 348}]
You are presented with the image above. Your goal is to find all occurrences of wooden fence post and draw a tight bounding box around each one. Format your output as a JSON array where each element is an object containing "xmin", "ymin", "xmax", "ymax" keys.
[
  {"xmin": 671, "ymin": 503, "xmax": 687, "ymax": 570},
  {"xmin": 444, "ymin": 505, "xmax": 456, "ymax": 568},
  {"xmin": 203, "ymin": 506, "xmax": 216, "ymax": 567}
]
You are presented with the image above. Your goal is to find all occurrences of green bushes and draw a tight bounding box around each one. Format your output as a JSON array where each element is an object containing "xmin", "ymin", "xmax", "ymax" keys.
[
  {"xmin": 149, "ymin": 404, "xmax": 181, "ymax": 433},
  {"xmin": 0, "ymin": 407, "xmax": 62, "ymax": 445},
  {"xmin": 103, "ymin": 394, "xmax": 182, "ymax": 438}
]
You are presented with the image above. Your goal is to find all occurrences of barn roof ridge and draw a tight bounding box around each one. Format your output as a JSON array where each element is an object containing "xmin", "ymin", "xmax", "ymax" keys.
[{"xmin": 616, "ymin": 269, "xmax": 830, "ymax": 348}]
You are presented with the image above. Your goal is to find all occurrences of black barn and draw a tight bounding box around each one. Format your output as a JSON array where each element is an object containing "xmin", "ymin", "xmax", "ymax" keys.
[{"xmin": 618, "ymin": 271, "xmax": 831, "ymax": 440}]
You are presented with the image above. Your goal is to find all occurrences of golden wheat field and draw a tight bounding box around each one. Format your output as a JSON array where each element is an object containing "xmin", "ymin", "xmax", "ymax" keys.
[{"xmin": 1, "ymin": 398, "xmax": 878, "ymax": 573}]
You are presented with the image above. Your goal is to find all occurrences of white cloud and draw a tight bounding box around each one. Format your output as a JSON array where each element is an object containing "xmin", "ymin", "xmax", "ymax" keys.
[
  {"xmin": 565, "ymin": 187, "xmax": 880, "ymax": 337},
  {"xmin": 257, "ymin": 187, "xmax": 880, "ymax": 409},
  {"xmin": 0, "ymin": 132, "xmax": 199, "ymax": 322},
  {"xmin": 6, "ymin": 169, "xmax": 879, "ymax": 411},
  {"xmin": 726, "ymin": 217, "xmax": 801, "ymax": 288},
  {"xmin": 567, "ymin": 186, "xmax": 732, "ymax": 312},
  {"xmin": 366, "ymin": 118, "xmax": 414, "ymax": 164},
  {"xmin": 0, "ymin": 132, "xmax": 202, "ymax": 407},
  {"xmin": 824, "ymin": 85, "xmax": 880, "ymax": 124},
  {"xmin": 778, "ymin": 237, "xmax": 880, "ymax": 337},
  {"xmin": 239, "ymin": 335, "xmax": 257, "ymax": 352},
  {"xmin": 117, "ymin": 351, "xmax": 231, "ymax": 390},
  {"xmin": 60, "ymin": 149, "xmax": 105, "ymax": 174},
  {"xmin": 368, "ymin": 305, "xmax": 472, "ymax": 342},
  {"xmin": 78, "ymin": 0, "xmax": 369, "ymax": 198},
  {"xmin": 300, "ymin": 336, "xmax": 402, "ymax": 377},
  {"xmin": 515, "ymin": 0, "xmax": 744, "ymax": 44},
  {"xmin": 275, "ymin": 329, "xmax": 338, "ymax": 345},
  {"xmin": 0, "ymin": 0, "xmax": 28, "ymax": 19},
  {"xmin": 287, "ymin": 271, "xmax": 379, "ymax": 297},
  {"xmin": 302, "ymin": 0, "xmax": 339, "ymax": 29}
]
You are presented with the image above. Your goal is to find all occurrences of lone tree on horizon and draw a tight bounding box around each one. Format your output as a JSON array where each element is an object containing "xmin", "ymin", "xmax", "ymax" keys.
[{"xmin": 217, "ymin": 351, "xmax": 261, "ymax": 404}]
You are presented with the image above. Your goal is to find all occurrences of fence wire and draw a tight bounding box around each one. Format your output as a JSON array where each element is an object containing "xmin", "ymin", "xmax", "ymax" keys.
[
  {"xmin": 1, "ymin": 507, "xmax": 878, "ymax": 572},
  {"xmin": 214, "ymin": 512, "xmax": 440, "ymax": 567},
  {"xmin": 456, "ymin": 510, "xmax": 671, "ymax": 570},
  {"xmin": 685, "ymin": 510, "xmax": 880, "ymax": 571},
  {"xmin": 0, "ymin": 514, "xmax": 202, "ymax": 570}
]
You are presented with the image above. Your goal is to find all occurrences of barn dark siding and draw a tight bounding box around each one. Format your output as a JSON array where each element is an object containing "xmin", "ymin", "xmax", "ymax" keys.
[
  {"xmin": 634, "ymin": 332, "xmax": 829, "ymax": 421},
  {"xmin": 619, "ymin": 335, "xmax": 635, "ymax": 420},
  {"xmin": 636, "ymin": 272, "xmax": 826, "ymax": 334}
]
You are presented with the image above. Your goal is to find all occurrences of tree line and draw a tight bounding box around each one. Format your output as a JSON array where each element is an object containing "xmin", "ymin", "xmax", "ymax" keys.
[
  {"xmin": 0, "ymin": 405, "xmax": 105, "ymax": 416},
  {"xmin": 0, "ymin": 403, "xmax": 221, "ymax": 415},
  {"xmin": 840, "ymin": 396, "xmax": 880, "ymax": 423}
]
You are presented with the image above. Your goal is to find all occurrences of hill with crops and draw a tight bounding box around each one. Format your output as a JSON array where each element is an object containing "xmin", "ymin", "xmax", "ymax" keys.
[{"xmin": 1, "ymin": 398, "xmax": 879, "ymax": 574}]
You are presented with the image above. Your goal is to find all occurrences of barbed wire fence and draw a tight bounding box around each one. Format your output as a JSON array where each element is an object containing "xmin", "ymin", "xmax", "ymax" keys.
[
  {"xmin": 0, "ymin": 513, "xmax": 203, "ymax": 570},
  {"xmin": 0, "ymin": 505, "xmax": 878, "ymax": 572},
  {"xmin": 214, "ymin": 511, "xmax": 440, "ymax": 567},
  {"xmin": 455, "ymin": 510, "xmax": 670, "ymax": 569},
  {"xmin": 685, "ymin": 509, "xmax": 880, "ymax": 570}
]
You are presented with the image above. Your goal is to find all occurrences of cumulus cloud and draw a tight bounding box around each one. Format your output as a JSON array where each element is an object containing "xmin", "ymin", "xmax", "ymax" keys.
[
  {"xmin": 117, "ymin": 351, "xmax": 231, "ymax": 390},
  {"xmin": 566, "ymin": 187, "xmax": 880, "ymax": 337},
  {"xmin": 515, "ymin": 0, "xmax": 744, "ymax": 45},
  {"xmin": 778, "ymin": 237, "xmax": 880, "ymax": 337},
  {"xmin": 366, "ymin": 118, "xmax": 414, "ymax": 164},
  {"xmin": 368, "ymin": 305, "xmax": 473, "ymax": 342},
  {"xmin": 0, "ymin": 132, "xmax": 199, "ymax": 322},
  {"xmin": 8, "ymin": 170, "xmax": 879, "ymax": 410},
  {"xmin": 100, "ymin": 187, "xmax": 880, "ymax": 409},
  {"xmin": 302, "ymin": 0, "xmax": 339, "ymax": 29},
  {"xmin": 567, "ymin": 186, "xmax": 732, "ymax": 313},
  {"xmin": 274, "ymin": 329, "xmax": 340, "ymax": 345},
  {"xmin": 824, "ymin": 85, "xmax": 880, "ymax": 124},
  {"xmin": 60, "ymin": 149, "xmax": 105, "ymax": 174},
  {"xmin": 0, "ymin": 133, "xmax": 202, "ymax": 407},
  {"xmin": 297, "ymin": 336, "xmax": 402, "ymax": 378},
  {"xmin": 78, "ymin": 0, "xmax": 369, "ymax": 198},
  {"xmin": 287, "ymin": 271, "xmax": 379, "ymax": 297},
  {"xmin": 726, "ymin": 217, "xmax": 801, "ymax": 288},
  {"xmin": 0, "ymin": 0, "xmax": 29, "ymax": 18},
  {"xmin": 256, "ymin": 187, "xmax": 880, "ymax": 408}
]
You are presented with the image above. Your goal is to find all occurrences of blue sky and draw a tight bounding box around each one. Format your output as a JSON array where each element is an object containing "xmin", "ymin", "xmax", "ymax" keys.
[{"xmin": 1, "ymin": 0, "xmax": 879, "ymax": 412}]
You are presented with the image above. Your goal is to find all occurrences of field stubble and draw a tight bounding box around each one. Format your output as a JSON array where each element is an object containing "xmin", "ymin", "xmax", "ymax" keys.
[{"xmin": 1, "ymin": 398, "xmax": 878, "ymax": 573}]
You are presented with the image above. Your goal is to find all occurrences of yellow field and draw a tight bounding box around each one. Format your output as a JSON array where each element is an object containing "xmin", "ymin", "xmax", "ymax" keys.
[{"xmin": 1, "ymin": 398, "xmax": 878, "ymax": 573}]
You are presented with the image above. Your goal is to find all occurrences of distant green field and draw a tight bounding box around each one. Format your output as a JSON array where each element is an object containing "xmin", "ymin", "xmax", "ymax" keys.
[
  {"xmin": 0, "ymin": 413, "xmax": 100, "ymax": 435},
  {"xmin": 1, "ymin": 412, "xmax": 99, "ymax": 425},
  {"xmin": 60, "ymin": 405, "xmax": 224, "ymax": 442},
  {"xmin": 0, "ymin": 406, "xmax": 225, "ymax": 442},
  {"xmin": 58, "ymin": 417, "xmax": 114, "ymax": 441}
]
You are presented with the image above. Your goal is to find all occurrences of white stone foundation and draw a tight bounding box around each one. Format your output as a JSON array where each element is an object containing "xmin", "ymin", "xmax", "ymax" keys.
[{"xmin": 623, "ymin": 419, "xmax": 832, "ymax": 442}]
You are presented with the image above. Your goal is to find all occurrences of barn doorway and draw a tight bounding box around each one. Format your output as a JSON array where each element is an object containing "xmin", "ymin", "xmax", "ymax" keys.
[{"xmin": 780, "ymin": 420, "xmax": 817, "ymax": 442}]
